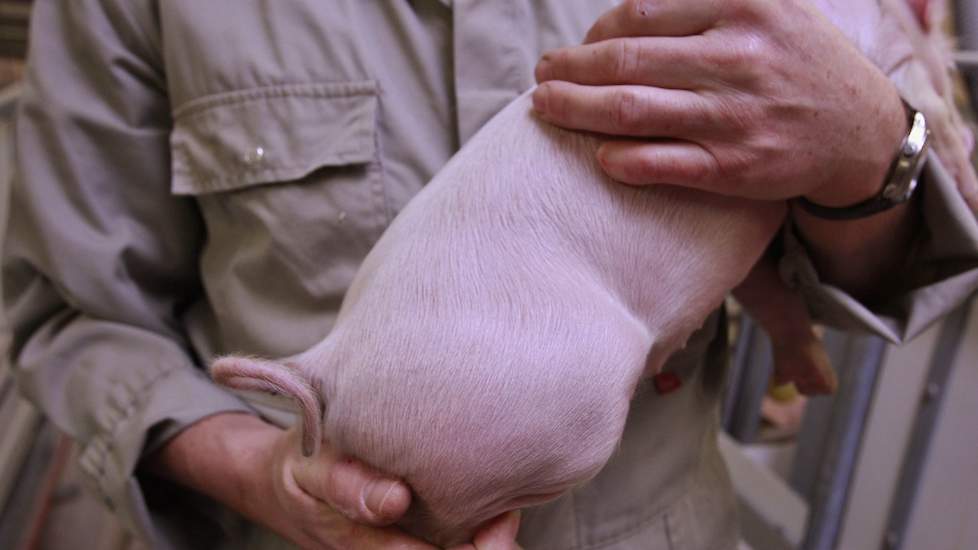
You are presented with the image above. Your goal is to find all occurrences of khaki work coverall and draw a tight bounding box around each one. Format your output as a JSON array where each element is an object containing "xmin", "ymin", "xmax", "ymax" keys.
[{"xmin": 4, "ymin": 1, "xmax": 978, "ymax": 549}]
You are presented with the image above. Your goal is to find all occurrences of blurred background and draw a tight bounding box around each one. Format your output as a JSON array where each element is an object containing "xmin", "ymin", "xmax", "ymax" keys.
[{"xmin": 0, "ymin": 1, "xmax": 976, "ymax": 550}]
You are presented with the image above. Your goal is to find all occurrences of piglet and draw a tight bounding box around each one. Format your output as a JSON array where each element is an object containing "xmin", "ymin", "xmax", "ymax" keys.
[
  {"xmin": 215, "ymin": 106, "xmax": 786, "ymax": 544},
  {"xmin": 212, "ymin": 102, "xmax": 822, "ymax": 543},
  {"xmin": 212, "ymin": 0, "xmax": 971, "ymax": 545}
]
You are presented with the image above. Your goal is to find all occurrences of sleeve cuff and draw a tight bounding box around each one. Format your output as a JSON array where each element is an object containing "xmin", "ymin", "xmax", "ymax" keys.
[
  {"xmin": 74, "ymin": 364, "xmax": 254, "ymax": 545},
  {"xmin": 779, "ymin": 154, "xmax": 978, "ymax": 345}
]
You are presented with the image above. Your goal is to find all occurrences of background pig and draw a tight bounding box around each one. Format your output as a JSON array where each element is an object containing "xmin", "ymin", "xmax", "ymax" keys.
[{"xmin": 213, "ymin": 0, "xmax": 971, "ymax": 545}]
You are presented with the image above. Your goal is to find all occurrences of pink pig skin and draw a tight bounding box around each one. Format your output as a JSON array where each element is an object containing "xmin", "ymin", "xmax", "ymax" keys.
[{"xmin": 212, "ymin": 0, "xmax": 971, "ymax": 545}]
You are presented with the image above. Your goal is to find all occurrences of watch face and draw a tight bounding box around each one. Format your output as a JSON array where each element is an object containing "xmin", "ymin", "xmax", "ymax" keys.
[
  {"xmin": 905, "ymin": 177, "xmax": 919, "ymax": 199},
  {"xmin": 882, "ymin": 114, "xmax": 929, "ymax": 204}
]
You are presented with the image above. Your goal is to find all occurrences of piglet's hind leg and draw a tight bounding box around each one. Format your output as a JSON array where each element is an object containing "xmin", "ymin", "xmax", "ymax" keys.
[{"xmin": 733, "ymin": 258, "xmax": 838, "ymax": 395}]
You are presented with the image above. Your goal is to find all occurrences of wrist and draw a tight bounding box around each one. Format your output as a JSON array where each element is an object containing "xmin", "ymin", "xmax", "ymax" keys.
[
  {"xmin": 803, "ymin": 81, "xmax": 909, "ymax": 208},
  {"xmin": 144, "ymin": 412, "xmax": 280, "ymax": 511}
]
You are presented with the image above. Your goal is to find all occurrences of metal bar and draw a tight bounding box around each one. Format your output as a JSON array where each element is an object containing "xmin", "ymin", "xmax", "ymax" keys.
[
  {"xmin": 788, "ymin": 392, "xmax": 834, "ymax": 503},
  {"xmin": 878, "ymin": 299, "xmax": 972, "ymax": 550},
  {"xmin": 788, "ymin": 329, "xmax": 856, "ymax": 503},
  {"xmin": 723, "ymin": 312, "xmax": 754, "ymax": 431},
  {"xmin": 801, "ymin": 332, "xmax": 888, "ymax": 550},
  {"xmin": 953, "ymin": 50, "xmax": 978, "ymax": 71},
  {"xmin": 723, "ymin": 314, "xmax": 775, "ymax": 443}
]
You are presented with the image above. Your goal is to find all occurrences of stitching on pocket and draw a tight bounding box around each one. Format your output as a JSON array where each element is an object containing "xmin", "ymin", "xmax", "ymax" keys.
[
  {"xmin": 170, "ymin": 81, "xmax": 378, "ymax": 195},
  {"xmin": 172, "ymin": 80, "xmax": 377, "ymax": 119}
]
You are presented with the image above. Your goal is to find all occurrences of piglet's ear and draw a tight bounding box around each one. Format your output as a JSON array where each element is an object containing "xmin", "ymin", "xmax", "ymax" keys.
[{"xmin": 212, "ymin": 356, "xmax": 324, "ymax": 457}]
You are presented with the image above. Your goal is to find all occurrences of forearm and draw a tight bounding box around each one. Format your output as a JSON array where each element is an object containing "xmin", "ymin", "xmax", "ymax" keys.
[
  {"xmin": 790, "ymin": 81, "xmax": 920, "ymax": 303},
  {"xmin": 791, "ymin": 197, "xmax": 920, "ymax": 303},
  {"xmin": 143, "ymin": 412, "xmax": 277, "ymax": 513}
]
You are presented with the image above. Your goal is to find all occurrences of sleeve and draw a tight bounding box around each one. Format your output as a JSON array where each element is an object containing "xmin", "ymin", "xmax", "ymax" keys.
[
  {"xmin": 779, "ymin": 153, "xmax": 978, "ymax": 343},
  {"xmin": 1, "ymin": 0, "xmax": 254, "ymax": 543}
]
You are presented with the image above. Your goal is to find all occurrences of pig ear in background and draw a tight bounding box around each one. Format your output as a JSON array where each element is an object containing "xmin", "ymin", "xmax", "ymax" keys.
[{"xmin": 211, "ymin": 356, "xmax": 325, "ymax": 457}]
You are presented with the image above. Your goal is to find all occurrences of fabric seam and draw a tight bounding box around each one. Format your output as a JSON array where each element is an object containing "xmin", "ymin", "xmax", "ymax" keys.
[
  {"xmin": 172, "ymin": 80, "xmax": 377, "ymax": 119},
  {"xmin": 78, "ymin": 363, "xmax": 181, "ymax": 500}
]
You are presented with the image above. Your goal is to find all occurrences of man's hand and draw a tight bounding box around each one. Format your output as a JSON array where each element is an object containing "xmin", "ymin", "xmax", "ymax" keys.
[
  {"xmin": 145, "ymin": 413, "xmax": 521, "ymax": 549},
  {"xmin": 532, "ymin": 0, "xmax": 908, "ymax": 207}
]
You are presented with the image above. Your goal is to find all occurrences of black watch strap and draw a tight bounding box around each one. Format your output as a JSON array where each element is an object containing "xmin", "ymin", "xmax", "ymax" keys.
[{"xmin": 794, "ymin": 191, "xmax": 910, "ymax": 220}]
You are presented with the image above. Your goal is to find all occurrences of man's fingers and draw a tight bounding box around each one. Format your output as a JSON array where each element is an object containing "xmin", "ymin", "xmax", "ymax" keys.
[
  {"xmin": 596, "ymin": 140, "xmax": 719, "ymax": 189},
  {"xmin": 293, "ymin": 452, "xmax": 412, "ymax": 526},
  {"xmin": 471, "ymin": 511, "xmax": 523, "ymax": 550},
  {"xmin": 337, "ymin": 523, "xmax": 440, "ymax": 550},
  {"xmin": 584, "ymin": 0, "xmax": 722, "ymax": 44},
  {"xmin": 533, "ymin": 82, "xmax": 709, "ymax": 139},
  {"xmin": 536, "ymin": 37, "xmax": 709, "ymax": 89}
]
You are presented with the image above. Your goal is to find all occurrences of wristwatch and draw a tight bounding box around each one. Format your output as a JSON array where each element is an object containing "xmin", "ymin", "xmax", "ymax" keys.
[{"xmin": 795, "ymin": 102, "xmax": 930, "ymax": 220}]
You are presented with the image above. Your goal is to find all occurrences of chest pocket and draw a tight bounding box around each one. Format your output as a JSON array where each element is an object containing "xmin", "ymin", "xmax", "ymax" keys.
[{"xmin": 169, "ymin": 81, "xmax": 389, "ymax": 354}]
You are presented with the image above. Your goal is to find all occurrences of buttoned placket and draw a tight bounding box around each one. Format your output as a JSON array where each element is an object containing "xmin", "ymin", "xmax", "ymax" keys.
[{"xmin": 450, "ymin": 0, "xmax": 536, "ymax": 144}]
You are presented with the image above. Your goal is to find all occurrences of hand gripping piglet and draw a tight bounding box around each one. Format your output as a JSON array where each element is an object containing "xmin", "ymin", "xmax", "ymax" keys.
[{"xmin": 212, "ymin": 0, "xmax": 973, "ymax": 545}]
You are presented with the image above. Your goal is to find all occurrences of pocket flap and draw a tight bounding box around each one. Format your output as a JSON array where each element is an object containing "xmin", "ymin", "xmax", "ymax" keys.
[{"xmin": 170, "ymin": 81, "xmax": 377, "ymax": 195}]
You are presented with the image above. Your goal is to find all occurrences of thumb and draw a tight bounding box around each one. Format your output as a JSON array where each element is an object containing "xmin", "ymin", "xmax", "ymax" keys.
[
  {"xmin": 292, "ymin": 446, "xmax": 412, "ymax": 526},
  {"xmin": 467, "ymin": 511, "xmax": 523, "ymax": 550}
]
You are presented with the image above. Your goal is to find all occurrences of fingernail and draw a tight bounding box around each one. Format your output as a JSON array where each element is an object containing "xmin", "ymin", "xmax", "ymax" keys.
[
  {"xmin": 363, "ymin": 478, "xmax": 398, "ymax": 519},
  {"xmin": 532, "ymin": 85, "xmax": 548, "ymax": 115},
  {"xmin": 596, "ymin": 145, "xmax": 611, "ymax": 168},
  {"xmin": 535, "ymin": 53, "xmax": 552, "ymax": 82}
]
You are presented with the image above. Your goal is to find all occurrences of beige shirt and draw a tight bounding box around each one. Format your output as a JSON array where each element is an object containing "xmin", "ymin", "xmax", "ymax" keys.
[{"xmin": 4, "ymin": 1, "xmax": 978, "ymax": 549}]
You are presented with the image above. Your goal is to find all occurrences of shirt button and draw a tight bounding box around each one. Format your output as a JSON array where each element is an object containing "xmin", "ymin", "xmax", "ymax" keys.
[{"xmin": 653, "ymin": 372, "xmax": 682, "ymax": 395}]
